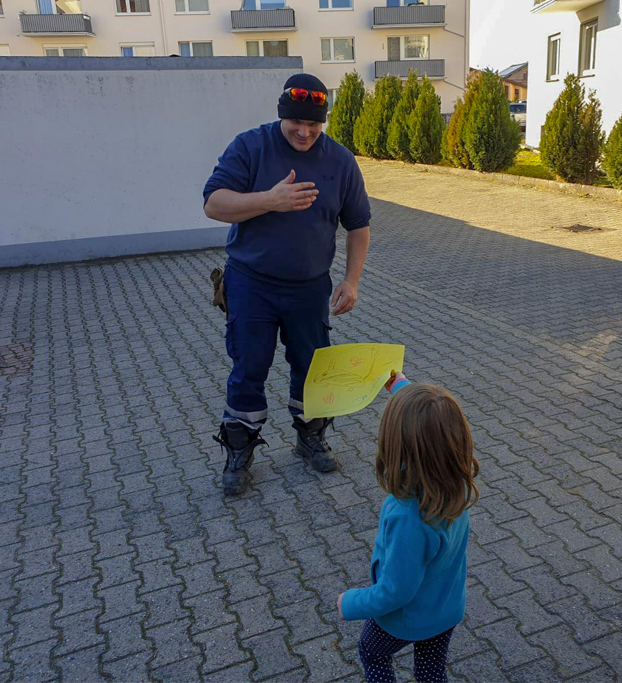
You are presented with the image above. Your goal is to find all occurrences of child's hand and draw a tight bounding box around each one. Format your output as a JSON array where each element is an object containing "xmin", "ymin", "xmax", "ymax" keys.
[
  {"xmin": 384, "ymin": 371, "xmax": 406, "ymax": 392},
  {"xmin": 337, "ymin": 593, "xmax": 345, "ymax": 620}
]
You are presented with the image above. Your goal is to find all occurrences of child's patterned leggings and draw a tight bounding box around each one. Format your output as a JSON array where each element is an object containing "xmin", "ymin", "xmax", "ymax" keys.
[{"xmin": 358, "ymin": 619, "xmax": 455, "ymax": 683}]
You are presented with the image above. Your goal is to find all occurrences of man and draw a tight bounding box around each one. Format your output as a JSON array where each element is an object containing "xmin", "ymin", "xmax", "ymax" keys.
[{"xmin": 203, "ymin": 73, "xmax": 371, "ymax": 496}]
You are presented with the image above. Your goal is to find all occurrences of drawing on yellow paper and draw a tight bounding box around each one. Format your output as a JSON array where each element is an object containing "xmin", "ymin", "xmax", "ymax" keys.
[{"xmin": 304, "ymin": 343, "xmax": 405, "ymax": 419}]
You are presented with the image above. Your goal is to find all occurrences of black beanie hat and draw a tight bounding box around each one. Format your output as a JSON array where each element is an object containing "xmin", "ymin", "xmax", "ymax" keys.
[{"xmin": 278, "ymin": 73, "xmax": 329, "ymax": 124}]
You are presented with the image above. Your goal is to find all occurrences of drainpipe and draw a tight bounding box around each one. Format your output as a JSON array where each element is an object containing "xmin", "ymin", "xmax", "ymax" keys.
[{"xmin": 157, "ymin": 0, "xmax": 168, "ymax": 55}]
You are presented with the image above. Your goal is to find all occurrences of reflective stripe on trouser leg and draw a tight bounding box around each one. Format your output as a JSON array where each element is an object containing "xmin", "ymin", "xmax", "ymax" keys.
[
  {"xmin": 224, "ymin": 405, "xmax": 268, "ymax": 431},
  {"xmin": 289, "ymin": 398, "xmax": 314, "ymax": 423}
]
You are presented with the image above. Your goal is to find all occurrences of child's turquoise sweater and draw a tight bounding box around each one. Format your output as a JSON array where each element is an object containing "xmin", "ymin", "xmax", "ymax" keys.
[{"xmin": 341, "ymin": 378, "xmax": 470, "ymax": 641}]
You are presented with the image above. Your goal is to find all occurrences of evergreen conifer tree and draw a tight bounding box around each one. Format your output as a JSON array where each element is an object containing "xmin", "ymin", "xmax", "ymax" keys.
[
  {"xmin": 326, "ymin": 71, "xmax": 366, "ymax": 153},
  {"xmin": 464, "ymin": 69, "xmax": 521, "ymax": 172},
  {"xmin": 408, "ymin": 75, "xmax": 444, "ymax": 164},
  {"xmin": 387, "ymin": 70, "xmax": 420, "ymax": 162}
]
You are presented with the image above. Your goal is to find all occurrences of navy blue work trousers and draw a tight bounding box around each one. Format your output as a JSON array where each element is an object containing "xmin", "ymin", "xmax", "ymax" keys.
[{"xmin": 223, "ymin": 265, "xmax": 331, "ymax": 428}]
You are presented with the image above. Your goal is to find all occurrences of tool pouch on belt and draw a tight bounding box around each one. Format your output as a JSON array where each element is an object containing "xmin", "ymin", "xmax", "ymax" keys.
[{"xmin": 210, "ymin": 267, "xmax": 228, "ymax": 318}]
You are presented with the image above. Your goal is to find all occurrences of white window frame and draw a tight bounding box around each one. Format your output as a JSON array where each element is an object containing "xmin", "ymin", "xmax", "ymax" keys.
[
  {"xmin": 120, "ymin": 42, "xmax": 156, "ymax": 56},
  {"xmin": 178, "ymin": 40, "xmax": 213, "ymax": 56},
  {"xmin": 115, "ymin": 0, "xmax": 151, "ymax": 16},
  {"xmin": 387, "ymin": 0, "xmax": 429, "ymax": 5},
  {"xmin": 175, "ymin": 0, "xmax": 209, "ymax": 14},
  {"xmin": 43, "ymin": 44, "xmax": 88, "ymax": 56},
  {"xmin": 245, "ymin": 39, "xmax": 288, "ymax": 57},
  {"xmin": 546, "ymin": 33, "xmax": 561, "ymax": 81},
  {"xmin": 320, "ymin": 37, "xmax": 355, "ymax": 63},
  {"xmin": 243, "ymin": 0, "xmax": 286, "ymax": 8},
  {"xmin": 319, "ymin": 0, "xmax": 353, "ymax": 11},
  {"xmin": 327, "ymin": 88, "xmax": 339, "ymax": 111},
  {"xmin": 579, "ymin": 19, "xmax": 597, "ymax": 77},
  {"xmin": 388, "ymin": 35, "xmax": 430, "ymax": 61}
]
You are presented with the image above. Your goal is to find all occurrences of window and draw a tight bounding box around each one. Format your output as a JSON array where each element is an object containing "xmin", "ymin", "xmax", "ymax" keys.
[
  {"xmin": 321, "ymin": 38, "xmax": 354, "ymax": 63},
  {"xmin": 175, "ymin": 0, "xmax": 208, "ymax": 11},
  {"xmin": 121, "ymin": 43, "xmax": 156, "ymax": 56},
  {"xmin": 37, "ymin": 0, "xmax": 83, "ymax": 14},
  {"xmin": 116, "ymin": 0, "xmax": 150, "ymax": 14},
  {"xmin": 45, "ymin": 46, "xmax": 86, "ymax": 56},
  {"xmin": 546, "ymin": 33, "xmax": 561, "ymax": 81},
  {"xmin": 246, "ymin": 40, "xmax": 288, "ymax": 57},
  {"xmin": 243, "ymin": 0, "xmax": 285, "ymax": 8},
  {"xmin": 579, "ymin": 20, "xmax": 597, "ymax": 76},
  {"xmin": 0, "ymin": 46, "xmax": 10, "ymax": 56},
  {"xmin": 319, "ymin": 0, "xmax": 353, "ymax": 9},
  {"xmin": 327, "ymin": 88, "xmax": 339, "ymax": 111},
  {"xmin": 0, "ymin": 1, "xmax": 4, "ymax": 15},
  {"xmin": 387, "ymin": 35, "xmax": 429, "ymax": 60},
  {"xmin": 179, "ymin": 41, "xmax": 212, "ymax": 56},
  {"xmin": 504, "ymin": 85, "xmax": 509, "ymax": 98},
  {"xmin": 387, "ymin": 0, "xmax": 429, "ymax": 5},
  {"xmin": 514, "ymin": 88, "xmax": 520, "ymax": 101}
]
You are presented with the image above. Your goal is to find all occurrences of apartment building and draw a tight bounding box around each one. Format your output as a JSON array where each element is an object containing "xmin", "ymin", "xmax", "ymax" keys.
[
  {"xmin": 526, "ymin": 0, "xmax": 621, "ymax": 147},
  {"xmin": 0, "ymin": 0, "xmax": 469, "ymax": 114}
]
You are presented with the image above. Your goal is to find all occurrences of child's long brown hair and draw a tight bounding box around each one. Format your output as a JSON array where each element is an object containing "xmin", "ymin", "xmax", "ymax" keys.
[{"xmin": 376, "ymin": 383, "xmax": 479, "ymax": 524}]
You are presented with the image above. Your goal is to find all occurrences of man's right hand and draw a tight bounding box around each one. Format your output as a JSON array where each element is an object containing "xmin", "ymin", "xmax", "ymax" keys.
[{"xmin": 266, "ymin": 170, "xmax": 319, "ymax": 213}]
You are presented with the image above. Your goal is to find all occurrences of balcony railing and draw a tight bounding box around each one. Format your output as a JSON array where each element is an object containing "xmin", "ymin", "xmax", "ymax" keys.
[
  {"xmin": 375, "ymin": 59, "xmax": 445, "ymax": 79},
  {"xmin": 373, "ymin": 5, "xmax": 445, "ymax": 28},
  {"xmin": 532, "ymin": 0, "xmax": 603, "ymax": 12},
  {"xmin": 230, "ymin": 8, "xmax": 296, "ymax": 31},
  {"xmin": 19, "ymin": 13, "xmax": 94, "ymax": 35}
]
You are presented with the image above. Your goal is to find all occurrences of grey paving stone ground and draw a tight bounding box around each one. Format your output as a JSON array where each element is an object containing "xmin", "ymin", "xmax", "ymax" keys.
[{"xmin": 1, "ymin": 186, "xmax": 622, "ymax": 682}]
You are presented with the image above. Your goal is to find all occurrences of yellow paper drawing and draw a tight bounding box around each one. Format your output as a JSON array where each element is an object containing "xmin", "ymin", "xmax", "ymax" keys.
[{"xmin": 304, "ymin": 343, "xmax": 405, "ymax": 419}]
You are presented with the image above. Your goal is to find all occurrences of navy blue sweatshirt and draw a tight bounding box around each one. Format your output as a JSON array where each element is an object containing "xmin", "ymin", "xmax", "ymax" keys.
[{"xmin": 203, "ymin": 121, "xmax": 371, "ymax": 283}]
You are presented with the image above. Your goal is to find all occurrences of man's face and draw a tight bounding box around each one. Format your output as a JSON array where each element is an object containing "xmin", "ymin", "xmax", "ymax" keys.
[{"xmin": 281, "ymin": 118, "xmax": 323, "ymax": 152}]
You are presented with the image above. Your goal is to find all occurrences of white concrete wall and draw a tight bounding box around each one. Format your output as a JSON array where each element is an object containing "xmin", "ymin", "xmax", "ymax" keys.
[
  {"xmin": 0, "ymin": 0, "xmax": 469, "ymax": 113},
  {"xmin": 0, "ymin": 57, "xmax": 301, "ymax": 266},
  {"xmin": 526, "ymin": 0, "xmax": 622, "ymax": 147}
]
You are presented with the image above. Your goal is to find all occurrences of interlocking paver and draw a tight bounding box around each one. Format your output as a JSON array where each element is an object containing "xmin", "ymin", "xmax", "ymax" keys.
[{"xmin": 2, "ymin": 165, "xmax": 622, "ymax": 680}]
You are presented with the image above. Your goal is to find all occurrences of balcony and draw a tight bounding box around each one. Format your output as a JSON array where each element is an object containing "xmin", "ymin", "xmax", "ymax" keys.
[
  {"xmin": 372, "ymin": 5, "xmax": 445, "ymax": 28},
  {"xmin": 19, "ymin": 13, "xmax": 94, "ymax": 36},
  {"xmin": 375, "ymin": 59, "xmax": 445, "ymax": 79},
  {"xmin": 532, "ymin": 0, "xmax": 603, "ymax": 12},
  {"xmin": 230, "ymin": 8, "xmax": 296, "ymax": 32}
]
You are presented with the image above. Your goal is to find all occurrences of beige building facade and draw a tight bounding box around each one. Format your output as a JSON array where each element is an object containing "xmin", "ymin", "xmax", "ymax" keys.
[{"xmin": 0, "ymin": 0, "xmax": 469, "ymax": 113}]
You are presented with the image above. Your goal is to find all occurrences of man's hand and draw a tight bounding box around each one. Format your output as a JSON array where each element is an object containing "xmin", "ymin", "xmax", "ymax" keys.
[
  {"xmin": 267, "ymin": 170, "xmax": 319, "ymax": 213},
  {"xmin": 331, "ymin": 279, "xmax": 358, "ymax": 316}
]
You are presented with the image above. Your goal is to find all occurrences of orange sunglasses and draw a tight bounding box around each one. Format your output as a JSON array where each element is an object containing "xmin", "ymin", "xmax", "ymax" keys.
[{"xmin": 284, "ymin": 87, "xmax": 327, "ymax": 106}]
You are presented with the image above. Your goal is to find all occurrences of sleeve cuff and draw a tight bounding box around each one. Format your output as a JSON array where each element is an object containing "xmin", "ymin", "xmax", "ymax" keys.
[
  {"xmin": 390, "ymin": 378, "xmax": 410, "ymax": 394},
  {"xmin": 341, "ymin": 588, "xmax": 363, "ymax": 621},
  {"xmin": 342, "ymin": 214, "xmax": 371, "ymax": 231}
]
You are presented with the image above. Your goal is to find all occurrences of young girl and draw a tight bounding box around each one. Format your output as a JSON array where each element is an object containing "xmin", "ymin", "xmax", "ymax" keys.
[{"xmin": 337, "ymin": 373, "xmax": 479, "ymax": 683}]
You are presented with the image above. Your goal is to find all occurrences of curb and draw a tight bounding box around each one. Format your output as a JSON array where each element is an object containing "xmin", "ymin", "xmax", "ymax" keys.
[{"xmin": 409, "ymin": 162, "xmax": 622, "ymax": 202}]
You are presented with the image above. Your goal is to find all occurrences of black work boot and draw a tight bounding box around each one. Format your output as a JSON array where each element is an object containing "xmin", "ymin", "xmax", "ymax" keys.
[
  {"xmin": 213, "ymin": 422, "xmax": 266, "ymax": 496},
  {"xmin": 293, "ymin": 418, "xmax": 338, "ymax": 473}
]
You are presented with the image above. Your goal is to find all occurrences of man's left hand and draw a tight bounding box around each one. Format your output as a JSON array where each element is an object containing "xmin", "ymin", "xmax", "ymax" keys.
[{"xmin": 331, "ymin": 280, "xmax": 358, "ymax": 316}]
